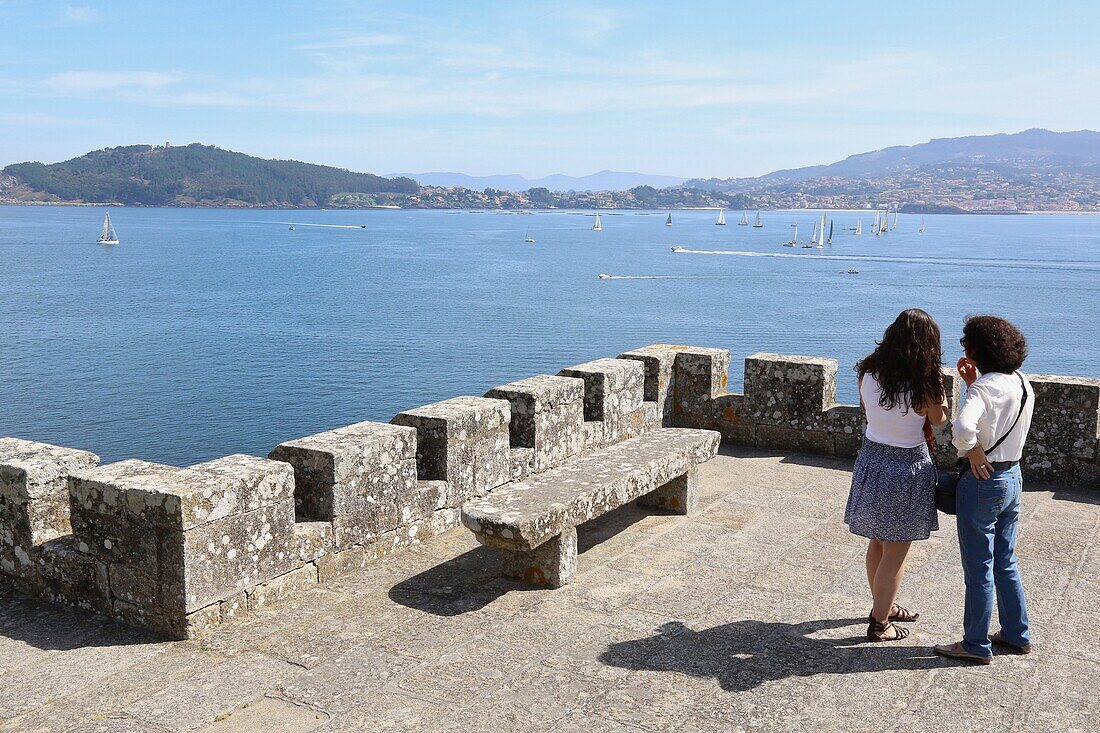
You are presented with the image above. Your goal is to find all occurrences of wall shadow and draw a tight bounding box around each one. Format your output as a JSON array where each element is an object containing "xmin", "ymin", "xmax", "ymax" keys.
[
  {"xmin": 0, "ymin": 590, "xmax": 161, "ymax": 650},
  {"xmin": 599, "ymin": 617, "xmax": 942, "ymax": 691}
]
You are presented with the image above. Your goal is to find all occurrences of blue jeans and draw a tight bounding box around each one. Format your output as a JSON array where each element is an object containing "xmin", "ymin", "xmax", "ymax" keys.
[{"xmin": 955, "ymin": 464, "xmax": 1030, "ymax": 657}]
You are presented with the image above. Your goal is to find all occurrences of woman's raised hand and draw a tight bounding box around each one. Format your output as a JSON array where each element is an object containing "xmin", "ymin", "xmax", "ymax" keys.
[{"xmin": 956, "ymin": 357, "xmax": 980, "ymax": 387}]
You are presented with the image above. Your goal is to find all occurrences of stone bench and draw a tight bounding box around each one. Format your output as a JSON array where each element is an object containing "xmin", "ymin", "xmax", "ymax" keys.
[{"xmin": 460, "ymin": 427, "xmax": 720, "ymax": 587}]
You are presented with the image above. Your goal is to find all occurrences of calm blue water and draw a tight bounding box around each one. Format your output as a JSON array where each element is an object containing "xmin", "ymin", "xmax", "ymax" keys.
[{"xmin": 2, "ymin": 205, "xmax": 1098, "ymax": 466}]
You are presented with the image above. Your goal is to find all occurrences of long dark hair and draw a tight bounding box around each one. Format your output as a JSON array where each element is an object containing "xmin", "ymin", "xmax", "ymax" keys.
[{"xmin": 857, "ymin": 308, "xmax": 945, "ymax": 412}]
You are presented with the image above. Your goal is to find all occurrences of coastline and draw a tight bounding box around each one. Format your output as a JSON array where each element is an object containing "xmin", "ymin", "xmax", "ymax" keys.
[{"xmin": 2, "ymin": 199, "xmax": 1098, "ymax": 215}]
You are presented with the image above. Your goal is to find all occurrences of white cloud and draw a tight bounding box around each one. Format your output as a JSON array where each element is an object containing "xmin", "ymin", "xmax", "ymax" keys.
[
  {"xmin": 61, "ymin": 5, "xmax": 98, "ymax": 24},
  {"xmin": 43, "ymin": 70, "xmax": 183, "ymax": 93},
  {"xmin": 294, "ymin": 33, "xmax": 406, "ymax": 51}
]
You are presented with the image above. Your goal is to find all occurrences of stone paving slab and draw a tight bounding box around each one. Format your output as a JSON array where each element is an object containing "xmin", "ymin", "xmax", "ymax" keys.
[{"xmin": 2, "ymin": 445, "xmax": 1098, "ymax": 732}]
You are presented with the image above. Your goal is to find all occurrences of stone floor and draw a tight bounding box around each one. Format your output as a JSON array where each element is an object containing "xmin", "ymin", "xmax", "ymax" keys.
[{"xmin": 2, "ymin": 445, "xmax": 1098, "ymax": 733}]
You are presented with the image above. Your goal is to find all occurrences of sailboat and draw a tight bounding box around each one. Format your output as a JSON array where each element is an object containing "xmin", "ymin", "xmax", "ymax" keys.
[
  {"xmin": 716, "ymin": 209, "xmax": 726, "ymax": 226},
  {"xmin": 854, "ymin": 218, "xmax": 862, "ymax": 235},
  {"xmin": 738, "ymin": 212, "xmax": 749, "ymax": 226},
  {"xmin": 97, "ymin": 212, "xmax": 119, "ymax": 245},
  {"xmin": 891, "ymin": 212, "xmax": 899, "ymax": 230},
  {"xmin": 816, "ymin": 215, "xmax": 826, "ymax": 248},
  {"xmin": 871, "ymin": 212, "xmax": 880, "ymax": 234},
  {"xmin": 666, "ymin": 213, "xmax": 673, "ymax": 226},
  {"xmin": 919, "ymin": 216, "xmax": 926, "ymax": 234},
  {"xmin": 804, "ymin": 221, "xmax": 818, "ymax": 248},
  {"xmin": 826, "ymin": 219, "xmax": 833, "ymax": 245},
  {"xmin": 752, "ymin": 212, "xmax": 763, "ymax": 228},
  {"xmin": 785, "ymin": 224, "xmax": 798, "ymax": 246},
  {"xmin": 524, "ymin": 227, "xmax": 535, "ymax": 243},
  {"xmin": 880, "ymin": 212, "xmax": 889, "ymax": 235},
  {"xmin": 592, "ymin": 213, "xmax": 602, "ymax": 231}
]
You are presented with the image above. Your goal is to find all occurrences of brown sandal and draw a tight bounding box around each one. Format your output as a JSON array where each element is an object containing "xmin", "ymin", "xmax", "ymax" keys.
[
  {"xmin": 867, "ymin": 602, "xmax": 920, "ymax": 623},
  {"xmin": 867, "ymin": 618, "xmax": 910, "ymax": 642}
]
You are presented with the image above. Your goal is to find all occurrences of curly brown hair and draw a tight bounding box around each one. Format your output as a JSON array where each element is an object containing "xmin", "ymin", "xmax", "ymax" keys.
[
  {"xmin": 961, "ymin": 315, "xmax": 1028, "ymax": 374},
  {"xmin": 856, "ymin": 308, "xmax": 945, "ymax": 412}
]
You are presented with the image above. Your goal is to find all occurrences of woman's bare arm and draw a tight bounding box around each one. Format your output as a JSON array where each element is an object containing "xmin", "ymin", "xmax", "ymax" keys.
[{"xmin": 918, "ymin": 394, "xmax": 950, "ymax": 426}]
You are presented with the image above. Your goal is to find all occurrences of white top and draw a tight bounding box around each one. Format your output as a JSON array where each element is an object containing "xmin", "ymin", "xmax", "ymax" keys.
[
  {"xmin": 952, "ymin": 372, "xmax": 1034, "ymax": 462},
  {"xmin": 860, "ymin": 373, "xmax": 927, "ymax": 449}
]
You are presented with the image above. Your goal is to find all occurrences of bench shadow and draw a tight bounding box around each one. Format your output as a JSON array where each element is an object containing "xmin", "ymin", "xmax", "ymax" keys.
[
  {"xmin": 599, "ymin": 617, "xmax": 941, "ymax": 691},
  {"xmin": 388, "ymin": 500, "xmax": 653, "ymax": 616},
  {"xmin": 0, "ymin": 590, "xmax": 161, "ymax": 650}
]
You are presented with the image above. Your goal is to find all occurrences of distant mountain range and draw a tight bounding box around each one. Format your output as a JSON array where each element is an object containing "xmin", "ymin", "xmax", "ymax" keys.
[
  {"xmin": 389, "ymin": 170, "xmax": 687, "ymax": 192},
  {"xmin": 689, "ymin": 129, "xmax": 1100, "ymax": 188},
  {"xmin": 684, "ymin": 129, "xmax": 1100, "ymax": 212}
]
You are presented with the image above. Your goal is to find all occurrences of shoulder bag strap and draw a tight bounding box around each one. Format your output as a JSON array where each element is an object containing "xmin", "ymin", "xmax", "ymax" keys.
[{"xmin": 985, "ymin": 372, "xmax": 1028, "ymax": 454}]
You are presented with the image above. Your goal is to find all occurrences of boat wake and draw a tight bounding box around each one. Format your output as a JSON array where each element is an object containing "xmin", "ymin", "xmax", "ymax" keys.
[
  {"xmin": 670, "ymin": 248, "xmax": 1100, "ymax": 272},
  {"xmin": 278, "ymin": 222, "xmax": 366, "ymax": 230},
  {"xmin": 597, "ymin": 274, "xmax": 735, "ymax": 280}
]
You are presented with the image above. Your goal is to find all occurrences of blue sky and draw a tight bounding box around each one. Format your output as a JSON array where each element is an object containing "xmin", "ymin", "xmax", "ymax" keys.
[{"xmin": 1, "ymin": 1, "xmax": 1098, "ymax": 178}]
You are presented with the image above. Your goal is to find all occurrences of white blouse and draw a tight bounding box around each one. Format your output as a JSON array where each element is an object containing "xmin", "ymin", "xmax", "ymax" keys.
[
  {"xmin": 951, "ymin": 372, "xmax": 1035, "ymax": 462},
  {"xmin": 860, "ymin": 373, "xmax": 927, "ymax": 449}
]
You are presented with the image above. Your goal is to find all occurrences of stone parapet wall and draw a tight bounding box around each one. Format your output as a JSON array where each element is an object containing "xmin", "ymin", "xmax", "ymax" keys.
[
  {"xmin": 662, "ymin": 347, "xmax": 1100, "ymax": 489},
  {"xmin": 3, "ymin": 343, "xmax": 1097, "ymax": 638}
]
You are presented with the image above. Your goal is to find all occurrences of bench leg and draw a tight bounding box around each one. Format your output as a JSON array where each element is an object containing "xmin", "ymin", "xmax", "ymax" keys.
[
  {"xmin": 499, "ymin": 526, "xmax": 578, "ymax": 588},
  {"xmin": 639, "ymin": 467, "xmax": 698, "ymax": 515}
]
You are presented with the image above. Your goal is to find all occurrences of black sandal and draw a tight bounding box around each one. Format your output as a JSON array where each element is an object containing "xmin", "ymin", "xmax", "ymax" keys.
[
  {"xmin": 867, "ymin": 602, "xmax": 920, "ymax": 623},
  {"xmin": 867, "ymin": 618, "xmax": 910, "ymax": 642}
]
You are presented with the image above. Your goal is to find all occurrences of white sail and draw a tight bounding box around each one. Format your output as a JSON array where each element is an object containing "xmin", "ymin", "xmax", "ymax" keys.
[
  {"xmin": 716, "ymin": 209, "xmax": 726, "ymax": 226},
  {"xmin": 871, "ymin": 213, "xmax": 879, "ymax": 232},
  {"xmin": 810, "ymin": 221, "xmax": 819, "ymax": 245},
  {"xmin": 787, "ymin": 224, "xmax": 797, "ymax": 245},
  {"xmin": 97, "ymin": 212, "xmax": 118, "ymax": 244},
  {"xmin": 739, "ymin": 212, "xmax": 749, "ymax": 226},
  {"xmin": 891, "ymin": 212, "xmax": 898, "ymax": 230},
  {"xmin": 817, "ymin": 214, "xmax": 826, "ymax": 248},
  {"xmin": 753, "ymin": 212, "xmax": 763, "ymax": 227},
  {"xmin": 855, "ymin": 218, "xmax": 862, "ymax": 235},
  {"xmin": 919, "ymin": 215, "xmax": 926, "ymax": 234},
  {"xmin": 592, "ymin": 213, "xmax": 602, "ymax": 231}
]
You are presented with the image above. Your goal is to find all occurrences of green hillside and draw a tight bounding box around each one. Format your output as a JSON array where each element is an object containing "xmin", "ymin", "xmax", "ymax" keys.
[{"xmin": 2, "ymin": 143, "xmax": 419, "ymax": 207}]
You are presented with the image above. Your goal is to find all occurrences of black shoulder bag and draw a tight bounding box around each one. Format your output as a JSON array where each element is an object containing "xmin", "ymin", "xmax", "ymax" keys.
[{"xmin": 935, "ymin": 372, "xmax": 1027, "ymax": 515}]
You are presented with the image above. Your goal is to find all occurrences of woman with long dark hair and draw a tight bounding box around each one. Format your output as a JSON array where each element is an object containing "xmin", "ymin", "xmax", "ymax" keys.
[{"xmin": 846, "ymin": 309, "xmax": 949, "ymax": 642}]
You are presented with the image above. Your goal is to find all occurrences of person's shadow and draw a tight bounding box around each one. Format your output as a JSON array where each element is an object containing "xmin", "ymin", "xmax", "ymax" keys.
[{"xmin": 600, "ymin": 617, "xmax": 941, "ymax": 691}]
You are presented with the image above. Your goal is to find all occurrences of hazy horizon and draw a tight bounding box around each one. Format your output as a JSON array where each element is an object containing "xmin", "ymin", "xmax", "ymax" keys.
[{"xmin": 2, "ymin": 2, "xmax": 1099, "ymax": 178}]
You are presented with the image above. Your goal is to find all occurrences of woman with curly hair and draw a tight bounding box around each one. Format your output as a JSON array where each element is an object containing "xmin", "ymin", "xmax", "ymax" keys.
[
  {"xmin": 846, "ymin": 308, "xmax": 949, "ymax": 642},
  {"xmin": 935, "ymin": 316, "xmax": 1034, "ymax": 664}
]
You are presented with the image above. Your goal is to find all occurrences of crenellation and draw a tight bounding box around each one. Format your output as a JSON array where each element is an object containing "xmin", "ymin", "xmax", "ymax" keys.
[
  {"xmin": 485, "ymin": 375, "xmax": 585, "ymax": 471},
  {"xmin": 268, "ymin": 420, "xmax": 417, "ymax": 533},
  {"xmin": 744, "ymin": 353, "xmax": 838, "ymax": 430},
  {"xmin": 0, "ymin": 438, "xmax": 100, "ymax": 582},
  {"xmin": 392, "ymin": 396, "xmax": 512, "ymax": 501},
  {"xmin": 618, "ymin": 344, "xmax": 680, "ymax": 419},
  {"xmin": 3, "ymin": 343, "xmax": 1098, "ymax": 639},
  {"xmin": 671, "ymin": 347, "xmax": 731, "ymax": 414},
  {"xmin": 558, "ymin": 358, "xmax": 645, "ymax": 448}
]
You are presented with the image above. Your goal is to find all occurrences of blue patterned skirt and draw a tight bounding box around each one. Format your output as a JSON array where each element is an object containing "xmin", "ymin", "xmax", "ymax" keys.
[{"xmin": 845, "ymin": 438, "xmax": 938, "ymax": 542}]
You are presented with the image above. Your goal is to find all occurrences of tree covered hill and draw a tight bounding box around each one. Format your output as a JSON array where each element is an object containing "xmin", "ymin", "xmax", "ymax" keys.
[{"xmin": 2, "ymin": 144, "xmax": 419, "ymax": 207}]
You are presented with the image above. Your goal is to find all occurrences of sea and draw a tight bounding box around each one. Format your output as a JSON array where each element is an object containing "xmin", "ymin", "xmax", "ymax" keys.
[{"xmin": 2, "ymin": 205, "xmax": 1098, "ymax": 466}]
